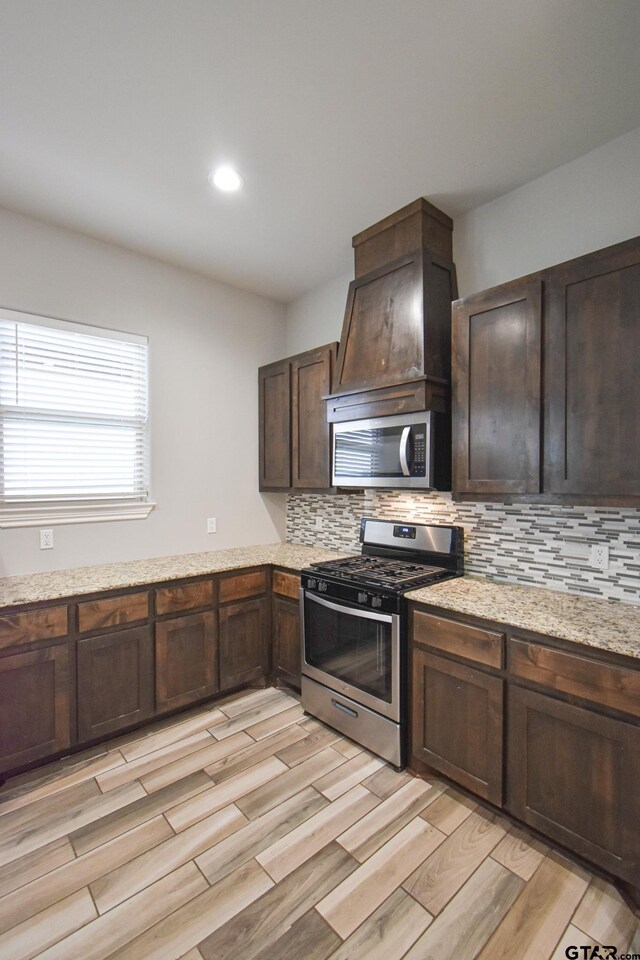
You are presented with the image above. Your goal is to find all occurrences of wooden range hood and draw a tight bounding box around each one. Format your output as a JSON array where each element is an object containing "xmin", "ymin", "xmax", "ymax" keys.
[{"xmin": 325, "ymin": 197, "xmax": 457, "ymax": 423}]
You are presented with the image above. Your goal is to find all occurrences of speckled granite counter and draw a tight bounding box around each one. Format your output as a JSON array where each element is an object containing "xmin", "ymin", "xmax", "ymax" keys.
[
  {"xmin": 0, "ymin": 543, "xmax": 349, "ymax": 609},
  {"xmin": 407, "ymin": 576, "xmax": 640, "ymax": 661}
]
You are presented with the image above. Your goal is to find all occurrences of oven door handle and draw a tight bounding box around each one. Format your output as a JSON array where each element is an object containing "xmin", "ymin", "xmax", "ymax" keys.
[
  {"xmin": 399, "ymin": 426, "xmax": 411, "ymax": 477},
  {"xmin": 304, "ymin": 590, "xmax": 393, "ymax": 623}
]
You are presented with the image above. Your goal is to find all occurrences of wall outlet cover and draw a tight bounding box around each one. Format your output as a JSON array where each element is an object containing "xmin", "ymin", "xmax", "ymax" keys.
[
  {"xmin": 591, "ymin": 544, "xmax": 610, "ymax": 570},
  {"xmin": 40, "ymin": 529, "xmax": 54, "ymax": 550}
]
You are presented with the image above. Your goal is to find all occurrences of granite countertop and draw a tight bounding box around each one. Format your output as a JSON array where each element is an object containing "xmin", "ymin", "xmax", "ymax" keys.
[
  {"xmin": 0, "ymin": 542, "xmax": 350, "ymax": 609},
  {"xmin": 3, "ymin": 546, "xmax": 639, "ymax": 662},
  {"xmin": 407, "ymin": 575, "xmax": 640, "ymax": 661}
]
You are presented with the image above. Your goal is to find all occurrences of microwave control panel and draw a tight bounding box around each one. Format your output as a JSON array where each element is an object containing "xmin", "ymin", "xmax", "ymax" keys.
[{"xmin": 412, "ymin": 430, "xmax": 426, "ymax": 476}]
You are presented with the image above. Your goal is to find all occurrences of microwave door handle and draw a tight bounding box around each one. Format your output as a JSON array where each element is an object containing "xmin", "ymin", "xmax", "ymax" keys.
[{"xmin": 399, "ymin": 426, "xmax": 411, "ymax": 477}]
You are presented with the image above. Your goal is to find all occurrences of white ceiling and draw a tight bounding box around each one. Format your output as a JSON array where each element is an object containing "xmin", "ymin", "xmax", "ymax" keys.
[{"xmin": 1, "ymin": 0, "xmax": 639, "ymax": 302}]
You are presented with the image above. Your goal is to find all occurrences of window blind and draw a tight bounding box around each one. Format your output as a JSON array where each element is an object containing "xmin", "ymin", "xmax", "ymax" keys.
[{"xmin": 0, "ymin": 309, "xmax": 149, "ymax": 506}]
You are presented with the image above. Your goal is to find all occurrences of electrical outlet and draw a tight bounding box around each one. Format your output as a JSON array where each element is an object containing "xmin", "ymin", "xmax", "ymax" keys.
[
  {"xmin": 40, "ymin": 529, "xmax": 54, "ymax": 550},
  {"xmin": 207, "ymin": 518, "xmax": 217, "ymax": 534},
  {"xmin": 590, "ymin": 544, "xmax": 609, "ymax": 570},
  {"xmin": 315, "ymin": 516, "xmax": 323, "ymax": 530}
]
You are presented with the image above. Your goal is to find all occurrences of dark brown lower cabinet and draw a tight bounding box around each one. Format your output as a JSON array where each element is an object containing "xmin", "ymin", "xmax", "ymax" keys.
[
  {"xmin": 155, "ymin": 611, "xmax": 217, "ymax": 712},
  {"xmin": 77, "ymin": 627, "xmax": 154, "ymax": 741},
  {"xmin": 508, "ymin": 684, "xmax": 640, "ymax": 885},
  {"xmin": 272, "ymin": 595, "xmax": 301, "ymax": 689},
  {"xmin": 0, "ymin": 643, "xmax": 71, "ymax": 773},
  {"xmin": 412, "ymin": 648, "xmax": 504, "ymax": 805},
  {"xmin": 219, "ymin": 598, "xmax": 269, "ymax": 691}
]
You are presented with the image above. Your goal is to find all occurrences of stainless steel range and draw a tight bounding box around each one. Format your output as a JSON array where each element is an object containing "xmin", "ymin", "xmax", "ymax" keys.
[{"xmin": 300, "ymin": 518, "xmax": 464, "ymax": 767}]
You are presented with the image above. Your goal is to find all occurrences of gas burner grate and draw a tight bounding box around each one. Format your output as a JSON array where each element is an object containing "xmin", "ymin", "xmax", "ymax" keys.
[{"xmin": 310, "ymin": 554, "xmax": 448, "ymax": 589}]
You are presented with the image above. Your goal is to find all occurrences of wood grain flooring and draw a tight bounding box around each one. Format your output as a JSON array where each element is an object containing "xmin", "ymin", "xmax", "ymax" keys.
[{"xmin": 0, "ymin": 687, "xmax": 637, "ymax": 960}]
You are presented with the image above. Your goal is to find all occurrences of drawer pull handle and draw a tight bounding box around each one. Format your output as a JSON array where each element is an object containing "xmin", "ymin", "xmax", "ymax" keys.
[{"xmin": 331, "ymin": 699, "xmax": 358, "ymax": 718}]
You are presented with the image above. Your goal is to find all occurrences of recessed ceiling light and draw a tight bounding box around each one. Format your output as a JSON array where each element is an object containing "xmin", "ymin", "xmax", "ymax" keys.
[{"xmin": 209, "ymin": 166, "xmax": 243, "ymax": 192}]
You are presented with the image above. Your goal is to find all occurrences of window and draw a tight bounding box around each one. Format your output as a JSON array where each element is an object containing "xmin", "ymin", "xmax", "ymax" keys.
[{"xmin": 0, "ymin": 307, "xmax": 153, "ymax": 527}]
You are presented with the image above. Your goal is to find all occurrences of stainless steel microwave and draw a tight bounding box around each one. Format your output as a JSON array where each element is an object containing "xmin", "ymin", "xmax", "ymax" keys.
[{"xmin": 332, "ymin": 411, "xmax": 434, "ymax": 489}]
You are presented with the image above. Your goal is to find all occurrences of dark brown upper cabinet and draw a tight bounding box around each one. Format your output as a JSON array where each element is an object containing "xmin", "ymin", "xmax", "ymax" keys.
[
  {"xmin": 453, "ymin": 234, "xmax": 640, "ymax": 505},
  {"xmin": 259, "ymin": 358, "xmax": 291, "ymax": 490},
  {"xmin": 326, "ymin": 198, "xmax": 457, "ymax": 423},
  {"xmin": 259, "ymin": 342, "xmax": 337, "ymax": 492},
  {"xmin": 545, "ymin": 237, "xmax": 640, "ymax": 501},
  {"xmin": 452, "ymin": 277, "xmax": 542, "ymax": 496}
]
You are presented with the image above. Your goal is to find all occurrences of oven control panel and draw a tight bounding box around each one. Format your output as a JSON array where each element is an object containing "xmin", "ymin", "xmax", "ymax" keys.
[
  {"xmin": 393, "ymin": 524, "xmax": 416, "ymax": 539},
  {"xmin": 301, "ymin": 573, "xmax": 401, "ymax": 615}
]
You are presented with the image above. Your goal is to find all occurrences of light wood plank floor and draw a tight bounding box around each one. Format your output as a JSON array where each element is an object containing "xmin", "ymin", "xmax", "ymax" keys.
[{"xmin": 0, "ymin": 687, "xmax": 638, "ymax": 960}]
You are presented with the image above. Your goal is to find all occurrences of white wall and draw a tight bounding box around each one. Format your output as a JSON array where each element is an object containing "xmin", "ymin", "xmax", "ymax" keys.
[
  {"xmin": 0, "ymin": 207, "xmax": 287, "ymax": 577},
  {"xmin": 285, "ymin": 271, "xmax": 351, "ymax": 356},
  {"xmin": 286, "ymin": 124, "xmax": 640, "ymax": 348},
  {"xmin": 454, "ymin": 124, "xmax": 640, "ymax": 298}
]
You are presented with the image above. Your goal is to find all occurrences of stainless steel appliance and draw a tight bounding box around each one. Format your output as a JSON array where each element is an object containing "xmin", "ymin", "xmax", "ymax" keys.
[
  {"xmin": 332, "ymin": 411, "xmax": 439, "ymax": 490},
  {"xmin": 301, "ymin": 518, "xmax": 463, "ymax": 767}
]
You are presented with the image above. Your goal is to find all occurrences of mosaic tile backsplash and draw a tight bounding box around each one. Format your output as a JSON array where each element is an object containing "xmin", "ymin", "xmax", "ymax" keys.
[{"xmin": 286, "ymin": 492, "xmax": 640, "ymax": 606}]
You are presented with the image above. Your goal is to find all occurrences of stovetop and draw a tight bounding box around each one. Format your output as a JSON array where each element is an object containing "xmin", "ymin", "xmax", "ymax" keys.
[{"xmin": 308, "ymin": 554, "xmax": 450, "ymax": 592}]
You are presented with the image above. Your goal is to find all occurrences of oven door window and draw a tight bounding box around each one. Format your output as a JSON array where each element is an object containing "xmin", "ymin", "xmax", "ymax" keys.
[{"xmin": 304, "ymin": 594, "xmax": 393, "ymax": 702}]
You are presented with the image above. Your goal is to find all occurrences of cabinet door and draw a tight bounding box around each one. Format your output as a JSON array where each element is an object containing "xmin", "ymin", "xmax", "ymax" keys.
[
  {"xmin": 508, "ymin": 685, "xmax": 640, "ymax": 884},
  {"xmin": 155, "ymin": 612, "xmax": 217, "ymax": 713},
  {"xmin": 452, "ymin": 277, "xmax": 542, "ymax": 496},
  {"xmin": 272, "ymin": 595, "xmax": 301, "ymax": 689},
  {"xmin": 219, "ymin": 598, "xmax": 269, "ymax": 691},
  {"xmin": 545, "ymin": 238, "xmax": 640, "ymax": 498},
  {"xmin": 259, "ymin": 358, "xmax": 291, "ymax": 490},
  {"xmin": 0, "ymin": 644, "xmax": 71, "ymax": 773},
  {"xmin": 77, "ymin": 627, "xmax": 154, "ymax": 741},
  {"xmin": 291, "ymin": 343, "xmax": 336, "ymax": 489},
  {"xmin": 412, "ymin": 648, "xmax": 503, "ymax": 805}
]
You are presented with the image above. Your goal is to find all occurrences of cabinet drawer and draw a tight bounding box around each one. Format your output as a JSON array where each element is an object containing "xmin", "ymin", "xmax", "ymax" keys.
[
  {"xmin": 411, "ymin": 608, "xmax": 504, "ymax": 669},
  {"xmin": 510, "ymin": 638, "xmax": 640, "ymax": 718},
  {"xmin": 219, "ymin": 570, "xmax": 267, "ymax": 604},
  {"xmin": 272, "ymin": 570, "xmax": 300, "ymax": 601},
  {"xmin": 78, "ymin": 592, "xmax": 149, "ymax": 634},
  {"xmin": 0, "ymin": 606, "xmax": 68, "ymax": 652},
  {"xmin": 155, "ymin": 580, "xmax": 215, "ymax": 616}
]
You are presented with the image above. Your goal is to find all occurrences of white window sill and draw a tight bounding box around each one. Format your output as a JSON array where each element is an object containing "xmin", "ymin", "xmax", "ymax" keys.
[{"xmin": 0, "ymin": 501, "xmax": 156, "ymax": 528}]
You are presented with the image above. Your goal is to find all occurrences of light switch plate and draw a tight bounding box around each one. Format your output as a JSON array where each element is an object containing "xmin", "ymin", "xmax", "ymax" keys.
[{"xmin": 207, "ymin": 518, "xmax": 217, "ymax": 534}]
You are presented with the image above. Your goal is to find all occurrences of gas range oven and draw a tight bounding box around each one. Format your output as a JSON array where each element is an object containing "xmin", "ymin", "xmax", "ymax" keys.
[{"xmin": 300, "ymin": 518, "xmax": 464, "ymax": 768}]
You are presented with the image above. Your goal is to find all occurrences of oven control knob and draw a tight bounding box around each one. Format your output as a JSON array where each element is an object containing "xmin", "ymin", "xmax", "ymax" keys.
[
  {"xmin": 307, "ymin": 578, "xmax": 317, "ymax": 590},
  {"xmin": 371, "ymin": 596, "xmax": 382, "ymax": 609},
  {"xmin": 318, "ymin": 581, "xmax": 328, "ymax": 593},
  {"xmin": 357, "ymin": 592, "xmax": 368, "ymax": 604}
]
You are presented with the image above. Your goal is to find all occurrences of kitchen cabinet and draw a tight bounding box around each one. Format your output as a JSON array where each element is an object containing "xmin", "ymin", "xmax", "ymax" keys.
[
  {"xmin": 545, "ymin": 237, "xmax": 640, "ymax": 500},
  {"xmin": 508, "ymin": 684, "xmax": 640, "ymax": 884},
  {"xmin": 272, "ymin": 596, "xmax": 301, "ymax": 690},
  {"xmin": 452, "ymin": 277, "xmax": 542, "ymax": 496},
  {"xmin": 452, "ymin": 234, "xmax": 640, "ymax": 505},
  {"xmin": 259, "ymin": 343, "xmax": 337, "ymax": 492},
  {"xmin": 411, "ymin": 646, "xmax": 504, "ymax": 805},
  {"xmin": 155, "ymin": 611, "xmax": 217, "ymax": 712},
  {"xmin": 409, "ymin": 598, "xmax": 640, "ymax": 890},
  {"xmin": 77, "ymin": 627, "xmax": 154, "ymax": 741},
  {"xmin": 219, "ymin": 597, "xmax": 269, "ymax": 691},
  {"xmin": 259, "ymin": 358, "xmax": 291, "ymax": 490},
  {"xmin": 272, "ymin": 570, "xmax": 302, "ymax": 690},
  {"xmin": 0, "ymin": 643, "xmax": 71, "ymax": 773}
]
